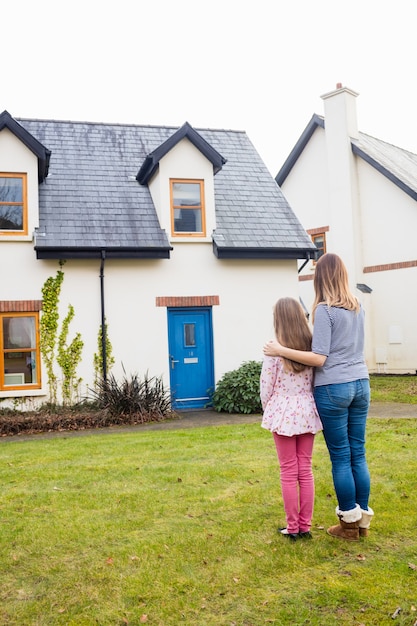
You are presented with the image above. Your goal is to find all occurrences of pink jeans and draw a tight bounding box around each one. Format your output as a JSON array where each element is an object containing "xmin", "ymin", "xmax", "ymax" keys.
[{"xmin": 273, "ymin": 432, "xmax": 315, "ymax": 534}]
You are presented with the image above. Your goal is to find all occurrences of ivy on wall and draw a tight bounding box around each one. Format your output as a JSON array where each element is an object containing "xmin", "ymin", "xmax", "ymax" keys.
[
  {"xmin": 40, "ymin": 262, "xmax": 84, "ymax": 406},
  {"xmin": 93, "ymin": 317, "xmax": 115, "ymax": 386},
  {"xmin": 57, "ymin": 304, "xmax": 84, "ymax": 406},
  {"xmin": 39, "ymin": 266, "xmax": 64, "ymax": 405}
]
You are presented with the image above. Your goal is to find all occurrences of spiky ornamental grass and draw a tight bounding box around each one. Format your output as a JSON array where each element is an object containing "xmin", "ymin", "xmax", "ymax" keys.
[
  {"xmin": 91, "ymin": 371, "xmax": 175, "ymax": 421},
  {"xmin": 0, "ymin": 418, "xmax": 416, "ymax": 625}
]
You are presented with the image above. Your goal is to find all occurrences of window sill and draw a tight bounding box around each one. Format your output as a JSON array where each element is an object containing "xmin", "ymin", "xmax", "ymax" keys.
[
  {"xmin": 170, "ymin": 236, "xmax": 212, "ymax": 243},
  {"xmin": 0, "ymin": 389, "xmax": 46, "ymax": 398}
]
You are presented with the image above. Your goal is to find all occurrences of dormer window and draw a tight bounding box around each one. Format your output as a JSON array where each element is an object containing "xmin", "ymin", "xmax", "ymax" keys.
[
  {"xmin": 0, "ymin": 173, "xmax": 28, "ymax": 236},
  {"xmin": 170, "ymin": 179, "xmax": 206, "ymax": 237}
]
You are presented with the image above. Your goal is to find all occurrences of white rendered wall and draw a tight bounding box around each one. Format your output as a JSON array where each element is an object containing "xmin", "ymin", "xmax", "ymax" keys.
[
  {"xmin": 0, "ymin": 128, "xmax": 39, "ymax": 241},
  {"xmin": 148, "ymin": 138, "xmax": 216, "ymax": 241},
  {"xmin": 0, "ymin": 240, "xmax": 302, "ymax": 403},
  {"xmin": 281, "ymin": 109, "xmax": 417, "ymax": 373}
]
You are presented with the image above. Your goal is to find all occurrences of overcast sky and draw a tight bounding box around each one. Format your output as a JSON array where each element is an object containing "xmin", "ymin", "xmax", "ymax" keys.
[{"xmin": 2, "ymin": 0, "xmax": 416, "ymax": 175}]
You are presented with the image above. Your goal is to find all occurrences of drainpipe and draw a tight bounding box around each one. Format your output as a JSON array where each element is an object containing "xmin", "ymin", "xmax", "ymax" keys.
[{"xmin": 100, "ymin": 249, "xmax": 107, "ymax": 382}]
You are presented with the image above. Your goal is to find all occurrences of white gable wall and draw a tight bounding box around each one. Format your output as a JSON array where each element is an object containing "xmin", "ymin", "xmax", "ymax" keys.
[
  {"xmin": 0, "ymin": 128, "xmax": 39, "ymax": 241},
  {"xmin": 284, "ymin": 128, "xmax": 329, "ymax": 242},
  {"xmin": 279, "ymin": 87, "xmax": 417, "ymax": 374},
  {"xmin": 148, "ymin": 138, "xmax": 216, "ymax": 241},
  {"xmin": 358, "ymin": 159, "xmax": 417, "ymax": 265},
  {"xmin": 356, "ymin": 158, "xmax": 417, "ymax": 372}
]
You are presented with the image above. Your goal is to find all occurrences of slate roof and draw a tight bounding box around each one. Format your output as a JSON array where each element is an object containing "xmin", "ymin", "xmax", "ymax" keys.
[
  {"xmin": 9, "ymin": 114, "xmax": 317, "ymax": 260},
  {"xmin": 276, "ymin": 114, "xmax": 417, "ymax": 202},
  {"xmin": 351, "ymin": 133, "xmax": 417, "ymax": 200}
]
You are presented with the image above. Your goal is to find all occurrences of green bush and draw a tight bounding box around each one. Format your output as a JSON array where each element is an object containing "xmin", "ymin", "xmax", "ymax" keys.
[{"xmin": 212, "ymin": 360, "xmax": 263, "ymax": 414}]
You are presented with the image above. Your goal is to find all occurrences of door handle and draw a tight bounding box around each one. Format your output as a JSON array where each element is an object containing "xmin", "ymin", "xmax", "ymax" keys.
[{"xmin": 170, "ymin": 355, "xmax": 179, "ymax": 370}]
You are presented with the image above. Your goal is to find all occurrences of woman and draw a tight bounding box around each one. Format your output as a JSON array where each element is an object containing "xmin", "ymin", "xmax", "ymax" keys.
[{"xmin": 263, "ymin": 253, "xmax": 373, "ymax": 541}]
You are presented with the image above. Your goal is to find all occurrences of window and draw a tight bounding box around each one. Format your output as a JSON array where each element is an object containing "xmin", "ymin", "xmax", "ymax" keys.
[
  {"xmin": 170, "ymin": 179, "xmax": 206, "ymax": 237},
  {"xmin": 0, "ymin": 313, "xmax": 41, "ymax": 390},
  {"xmin": 307, "ymin": 228, "xmax": 329, "ymax": 262},
  {"xmin": 0, "ymin": 173, "xmax": 28, "ymax": 235},
  {"xmin": 311, "ymin": 232, "xmax": 326, "ymax": 259}
]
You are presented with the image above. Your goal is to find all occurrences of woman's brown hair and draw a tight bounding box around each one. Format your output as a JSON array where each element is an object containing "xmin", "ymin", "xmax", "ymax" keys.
[
  {"xmin": 312, "ymin": 253, "xmax": 360, "ymax": 322},
  {"xmin": 273, "ymin": 297, "xmax": 312, "ymax": 373}
]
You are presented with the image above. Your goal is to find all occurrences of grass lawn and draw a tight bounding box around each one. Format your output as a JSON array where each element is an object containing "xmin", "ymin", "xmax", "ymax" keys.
[
  {"xmin": 370, "ymin": 374, "xmax": 417, "ymax": 403},
  {"xmin": 0, "ymin": 415, "xmax": 416, "ymax": 625}
]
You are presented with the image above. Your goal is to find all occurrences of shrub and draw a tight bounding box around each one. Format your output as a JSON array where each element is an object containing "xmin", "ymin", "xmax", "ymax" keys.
[
  {"xmin": 92, "ymin": 371, "xmax": 176, "ymax": 422},
  {"xmin": 212, "ymin": 360, "xmax": 263, "ymax": 414}
]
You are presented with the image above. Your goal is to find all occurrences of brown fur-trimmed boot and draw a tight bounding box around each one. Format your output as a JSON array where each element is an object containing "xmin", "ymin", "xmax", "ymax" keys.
[
  {"xmin": 358, "ymin": 507, "xmax": 374, "ymax": 537},
  {"xmin": 327, "ymin": 505, "xmax": 361, "ymax": 541}
]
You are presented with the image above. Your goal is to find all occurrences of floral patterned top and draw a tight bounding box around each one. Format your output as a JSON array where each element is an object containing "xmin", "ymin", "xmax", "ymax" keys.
[{"xmin": 260, "ymin": 356, "xmax": 322, "ymax": 437}]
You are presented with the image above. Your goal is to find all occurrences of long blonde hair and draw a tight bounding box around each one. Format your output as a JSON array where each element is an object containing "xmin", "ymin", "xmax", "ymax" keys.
[
  {"xmin": 273, "ymin": 297, "xmax": 312, "ymax": 373},
  {"xmin": 312, "ymin": 253, "xmax": 360, "ymax": 322}
]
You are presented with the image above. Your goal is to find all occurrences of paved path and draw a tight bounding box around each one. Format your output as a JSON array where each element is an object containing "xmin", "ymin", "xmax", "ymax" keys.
[
  {"xmin": 3, "ymin": 402, "xmax": 415, "ymax": 442},
  {"xmin": 139, "ymin": 401, "xmax": 417, "ymax": 431}
]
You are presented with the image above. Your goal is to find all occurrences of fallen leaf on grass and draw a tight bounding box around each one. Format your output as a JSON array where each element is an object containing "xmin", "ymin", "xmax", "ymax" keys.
[
  {"xmin": 408, "ymin": 562, "xmax": 417, "ymax": 570},
  {"xmin": 356, "ymin": 554, "xmax": 366, "ymax": 561},
  {"xmin": 140, "ymin": 615, "xmax": 148, "ymax": 623},
  {"xmin": 106, "ymin": 557, "xmax": 114, "ymax": 565}
]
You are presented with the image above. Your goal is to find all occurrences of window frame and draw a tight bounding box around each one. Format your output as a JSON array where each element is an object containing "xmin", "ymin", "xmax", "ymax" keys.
[
  {"xmin": 0, "ymin": 311, "xmax": 41, "ymax": 391},
  {"xmin": 0, "ymin": 172, "xmax": 28, "ymax": 236},
  {"xmin": 170, "ymin": 178, "xmax": 206, "ymax": 238},
  {"xmin": 307, "ymin": 226, "xmax": 329, "ymax": 263},
  {"xmin": 311, "ymin": 232, "xmax": 326, "ymax": 260}
]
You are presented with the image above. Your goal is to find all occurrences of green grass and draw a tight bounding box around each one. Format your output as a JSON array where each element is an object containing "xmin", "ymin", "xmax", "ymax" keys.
[
  {"xmin": 370, "ymin": 374, "xmax": 417, "ymax": 403},
  {"xmin": 0, "ymin": 417, "xmax": 416, "ymax": 625}
]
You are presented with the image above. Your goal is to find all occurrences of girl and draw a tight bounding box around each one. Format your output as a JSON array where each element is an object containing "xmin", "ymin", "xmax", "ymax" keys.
[
  {"xmin": 260, "ymin": 297, "xmax": 322, "ymax": 541},
  {"xmin": 264, "ymin": 254, "xmax": 373, "ymax": 541}
]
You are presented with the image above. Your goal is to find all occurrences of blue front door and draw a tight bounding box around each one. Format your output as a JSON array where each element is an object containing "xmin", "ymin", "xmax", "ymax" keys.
[{"xmin": 167, "ymin": 307, "xmax": 214, "ymax": 410}]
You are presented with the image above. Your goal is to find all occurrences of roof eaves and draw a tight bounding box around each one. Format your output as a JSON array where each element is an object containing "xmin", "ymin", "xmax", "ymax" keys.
[
  {"xmin": 35, "ymin": 245, "xmax": 173, "ymax": 260},
  {"xmin": 137, "ymin": 121, "xmax": 227, "ymax": 185},
  {"xmin": 351, "ymin": 143, "xmax": 417, "ymax": 201},
  {"xmin": 275, "ymin": 114, "xmax": 324, "ymax": 187},
  {"xmin": 1, "ymin": 111, "xmax": 51, "ymax": 182},
  {"xmin": 212, "ymin": 244, "xmax": 319, "ymax": 260}
]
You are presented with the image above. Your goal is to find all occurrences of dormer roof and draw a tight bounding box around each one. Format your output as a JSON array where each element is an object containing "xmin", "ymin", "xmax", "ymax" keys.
[
  {"xmin": 137, "ymin": 121, "xmax": 227, "ymax": 184},
  {"xmin": 0, "ymin": 110, "xmax": 51, "ymax": 182}
]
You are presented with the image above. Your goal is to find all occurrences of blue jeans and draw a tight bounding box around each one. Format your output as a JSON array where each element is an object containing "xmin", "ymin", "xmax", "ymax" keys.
[{"xmin": 314, "ymin": 379, "xmax": 370, "ymax": 512}]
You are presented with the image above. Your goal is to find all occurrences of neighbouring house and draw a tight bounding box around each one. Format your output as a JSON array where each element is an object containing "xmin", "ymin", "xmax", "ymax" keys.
[
  {"xmin": 275, "ymin": 84, "xmax": 417, "ymax": 374},
  {"xmin": 0, "ymin": 111, "xmax": 317, "ymax": 409}
]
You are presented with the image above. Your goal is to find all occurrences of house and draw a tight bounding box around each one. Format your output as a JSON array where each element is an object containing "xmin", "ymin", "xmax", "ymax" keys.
[
  {"xmin": 275, "ymin": 84, "xmax": 417, "ymax": 374},
  {"xmin": 0, "ymin": 111, "xmax": 317, "ymax": 409}
]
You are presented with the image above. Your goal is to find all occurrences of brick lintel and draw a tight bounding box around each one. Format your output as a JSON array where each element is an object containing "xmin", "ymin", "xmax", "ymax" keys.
[
  {"xmin": 0, "ymin": 300, "xmax": 43, "ymax": 312},
  {"xmin": 156, "ymin": 295, "xmax": 220, "ymax": 307}
]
